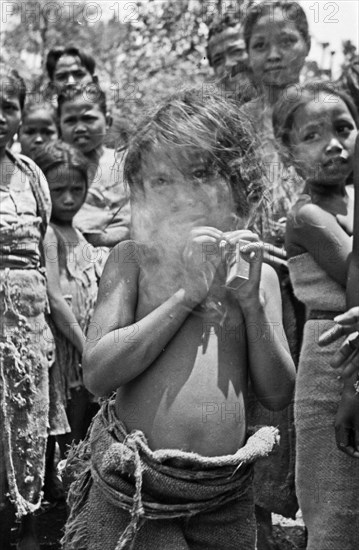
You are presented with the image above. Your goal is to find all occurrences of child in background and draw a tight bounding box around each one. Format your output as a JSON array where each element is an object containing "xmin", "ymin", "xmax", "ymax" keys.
[
  {"xmin": 63, "ymin": 90, "xmax": 295, "ymax": 550},
  {"xmin": 58, "ymin": 85, "xmax": 130, "ymax": 248},
  {"xmin": 273, "ymin": 81, "xmax": 359, "ymax": 549},
  {"xmin": 19, "ymin": 101, "xmax": 59, "ymax": 159},
  {"xmin": 0, "ymin": 65, "xmax": 54, "ymax": 550},
  {"xmin": 33, "ymin": 141, "xmax": 98, "ymax": 457}
]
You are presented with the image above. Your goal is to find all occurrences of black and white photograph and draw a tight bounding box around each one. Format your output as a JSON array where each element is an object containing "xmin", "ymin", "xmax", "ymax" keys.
[{"xmin": 1, "ymin": 1, "xmax": 359, "ymax": 548}]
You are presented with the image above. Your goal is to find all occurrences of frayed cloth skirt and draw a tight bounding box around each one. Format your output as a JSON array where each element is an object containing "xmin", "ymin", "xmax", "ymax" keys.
[
  {"xmin": 295, "ymin": 319, "xmax": 359, "ymax": 550},
  {"xmin": 62, "ymin": 400, "xmax": 279, "ymax": 550}
]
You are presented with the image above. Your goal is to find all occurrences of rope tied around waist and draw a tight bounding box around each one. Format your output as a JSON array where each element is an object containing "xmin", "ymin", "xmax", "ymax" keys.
[{"xmin": 114, "ymin": 430, "xmax": 145, "ymax": 550}]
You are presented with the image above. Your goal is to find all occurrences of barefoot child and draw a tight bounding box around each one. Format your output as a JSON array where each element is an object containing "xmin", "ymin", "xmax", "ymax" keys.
[
  {"xmin": 63, "ymin": 90, "xmax": 295, "ymax": 550},
  {"xmin": 0, "ymin": 65, "xmax": 54, "ymax": 550},
  {"xmin": 273, "ymin": 81, "xmax": 359, "ymax": 549},
  {"xmin": 58, "ymin": 85, "xmax": 130, "ymax": 248},
  {"xmin": 19, "ymin": 101, "xmax": 59, "ymax": 159},
  {"xmin": 33, "ymin": 142, "xmax": 99, "ymax": 455}
]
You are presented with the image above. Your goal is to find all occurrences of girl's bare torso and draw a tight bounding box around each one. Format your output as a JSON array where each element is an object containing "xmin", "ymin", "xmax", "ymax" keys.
[{"xmin": 115, "ymin": 258, "xmax": 249, "ymax": 456}]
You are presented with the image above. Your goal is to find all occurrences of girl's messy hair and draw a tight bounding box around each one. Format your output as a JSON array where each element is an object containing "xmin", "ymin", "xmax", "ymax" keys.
[
  {"xmin": 32, "ymin": 140, "xmax": 89, "ymax": 186},
  {"xmin": 273, "ymin": 81, "xmax": 359, "ymax": 162},
  {"xmin": 124, "ymin": 89, "xmax": 267, "ymax": 219},
  {"xmin": 22, "ymin": 100, "xmax": 59, "ymax": 129},
  {"xmin": 0, "ymin": 63, "xmax": 26, "ymax": 110}
]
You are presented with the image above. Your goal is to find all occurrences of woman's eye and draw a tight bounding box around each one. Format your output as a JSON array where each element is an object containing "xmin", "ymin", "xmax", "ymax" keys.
[
  {"xmin": 337, "ymin": 124, "xmax": 353, "ymax": 135},
  {"xmin": 4, "ymin": 103, "xmax": 17, "ymax": 112},
  {"xmin": 192, "ymin": 169, "xmax": 206, "ymax": 179},
  {"xmin": 303, "ymin": 132, "xmax": 318, "ymax": 142},
  {"xmin": 252, "ymin": 41, "xmax": 265, "ymax": 50},
  {"xmin": 153, "ymin": 177, "xmax": 168, "ymax": 187},
  {"xmin": 212, "ymin": 56, "xmax": 223, "ymax": 68},
  {"xmin": 62, "ymin": 117, "xmax": 76, "ymax": 125},
  {"xmin": 281, "ymin": 37, "xmax": 295, "ymax": 47}
]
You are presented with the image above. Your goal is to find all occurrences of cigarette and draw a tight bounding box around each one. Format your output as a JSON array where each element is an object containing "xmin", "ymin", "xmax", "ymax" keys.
[{"xmin": 340, "ymin": 150, "xmax": 349, "ymax": 160}]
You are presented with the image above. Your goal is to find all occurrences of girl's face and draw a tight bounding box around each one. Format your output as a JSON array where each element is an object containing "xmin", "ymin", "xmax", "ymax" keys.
[
  {"xmin": 59, "ymin": 96, "xmax": 108, "ymax": 154},
  {"xmin": 0, "ymin": 84, "xmax": 21, "ymax": 149},
  {"xmin": 46, "ymin": 166, "xmax": 87, "ymax": 224},
  {"xmin": 19, "ymin": 108, "xmax": 58, "ymax": 158},
  {"xmin": 139, "ymin": 146, "xmax": 235, "ymax": 232},
  {"xmin": 248, "ymin": 8, "xmax": 308, "ymax": 87},
  {"xmin": 289, "ymin": 93, "xmax": 357, "ymax": 186}
]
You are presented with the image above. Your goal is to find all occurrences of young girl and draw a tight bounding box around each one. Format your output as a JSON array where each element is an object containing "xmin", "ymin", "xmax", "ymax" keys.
[
  {"xmin": 33, "ymin": 141, "xmax": 99, "ymax": 455},
  {"xmin": 58, "ymin": 84, "xmax": 130, "ymax": 248},
  {"xmin": 0, "ymin": 65, "xmax": 54, "ymax": 550},
  {"xmin": 273, "ymin": 81, "xmax": 359, "ymax": 549},
  {"xmin": 18, "ymin": 101, "xmax": 59, "ymax": 159},
  {"xmin": 62, "ymin": 90, "xmax": 295, "ymax": 550}
]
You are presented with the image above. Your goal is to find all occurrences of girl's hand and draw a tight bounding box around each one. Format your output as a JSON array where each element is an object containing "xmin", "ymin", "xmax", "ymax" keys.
[
  {"xmin": 335, "ymin": 382, "xmax": 359, "ymax": 458},
  {"xmin": 182, "ymin": 226, "xmax": 224, "ymax": 305},
  {"xmin": 224, "ymin": 230, "xmax": 264, "ymax": 310}
]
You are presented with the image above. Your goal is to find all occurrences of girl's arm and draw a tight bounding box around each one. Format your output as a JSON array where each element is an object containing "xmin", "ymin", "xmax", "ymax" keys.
[
  {"xmin": 286, "ymin": 202, "xmax": 352, "ymax": 286},
  {"xmin": 44, "ymin": 226, "xmax": 84, "ymax": 354}
]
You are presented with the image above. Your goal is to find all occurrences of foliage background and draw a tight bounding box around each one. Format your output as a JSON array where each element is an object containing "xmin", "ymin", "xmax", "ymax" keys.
[
  {"xmin": 1, "ymin": 0, "xmax": 357, "ymax": 145},
  {"xmin": 1, "ymin": 0, "xmax": 227, "ymax": 139}
]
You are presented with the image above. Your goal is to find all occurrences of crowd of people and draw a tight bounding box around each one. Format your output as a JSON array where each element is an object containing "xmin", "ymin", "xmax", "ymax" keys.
[{"xmin": 0, "ymin": 1, "xmax": 358, "ymax": 549}]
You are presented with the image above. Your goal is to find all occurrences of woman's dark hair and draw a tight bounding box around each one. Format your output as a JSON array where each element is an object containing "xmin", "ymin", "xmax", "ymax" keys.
[
  {"xmin": 32, "ymin": 140, "xmax": 89, "ymax": 186},
  {"xmin": 244, "ymin": 0, "xmax": 310, "ymax": 51},
  {"xmin": 57, "ymin": 83, "xmax": 107, "ymax": 117},
  {"xmin": 124, "ymin": 88, "xmax": 267, "ymax": 219},
  {"xmin": 273, "ymin": 81, "xmax": 359, "ymax": 150},
  {"xmin": 46, "ymin": 46, "xmax": 96, "ymax": 81},
  {"xmin": 0, "ymin": 63, "xmax": 26, "ymax": 110},
  {"xmin": 22, "ymin": 100, "xmax": 59, "ymax": 130}
]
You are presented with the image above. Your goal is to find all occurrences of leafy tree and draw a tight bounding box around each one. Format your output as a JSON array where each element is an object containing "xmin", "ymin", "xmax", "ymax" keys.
[{"xmin": 1, "ymin": 0, "xmax": 248, "ymax": 140}]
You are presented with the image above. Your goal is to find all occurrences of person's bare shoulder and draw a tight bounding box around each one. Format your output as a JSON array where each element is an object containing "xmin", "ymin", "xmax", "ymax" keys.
[
  {"xmin": 86, "ymin": 240, "xmax": 142, "ymax": 343},
  {"xmin": 97, "ymin": 240, "xmax": 141, "ymax": 298},
  {"xmin": 286, "ymin": 194, "xmax": 334, "ymax": 252}
]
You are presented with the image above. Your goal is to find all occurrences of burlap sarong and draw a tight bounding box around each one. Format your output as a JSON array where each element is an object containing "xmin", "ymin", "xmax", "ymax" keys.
[
  {"xmin": 295, "ymin": 320, "xmax": 359, "ymax": 550},
  {"xmin": 62, "ymin": 401, "xmax": 279, "ymax": 550},
  {"xmin": 289, "ymin": 252, "xmax": 359, "ymax": 549}
]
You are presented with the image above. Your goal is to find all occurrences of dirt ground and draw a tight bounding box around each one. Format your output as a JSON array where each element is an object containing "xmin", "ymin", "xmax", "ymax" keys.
[{"xmin": 10, "ymin": 504, "xmax": 306, "ymax": 549}]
